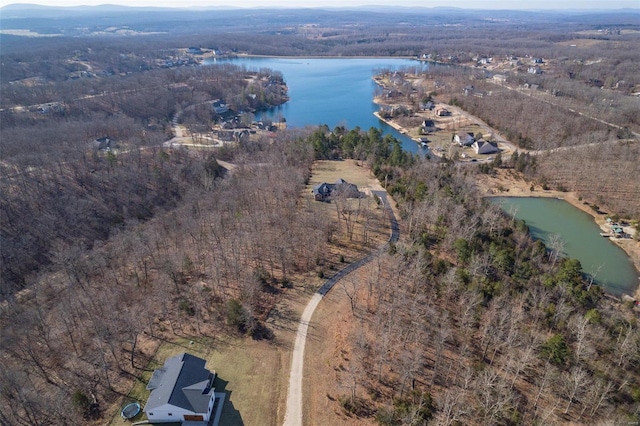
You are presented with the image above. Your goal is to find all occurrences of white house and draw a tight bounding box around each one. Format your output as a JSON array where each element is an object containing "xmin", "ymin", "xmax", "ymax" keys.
[
  {"xmin": 454, "ymin": 132, "xmax": 475, "ymax": 147},
  {"xmin": 144, "ymin": 353, "xmax": 217, "ymax": 424},
  {"xmin": 493, "ymin": 74, "xmax": 507, "ymax": 83},
  {"xmin": 472, "ymin": 140, "xmax": 499, "ymax": 155}
]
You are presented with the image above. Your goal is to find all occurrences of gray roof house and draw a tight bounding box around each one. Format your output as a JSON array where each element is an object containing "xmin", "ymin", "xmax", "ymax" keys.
[
  {"xmin": 454, "ymin": 132, "xmax": 475, "ymax": 147},
  {"xmin": 92, "ymin": 137, "xmax": 116, "ymax": 151},
  {"xmin": 144, "ymin": 353, "xmax": 217, "ymax": 424},
  {"xmin": 312, "ymin": 178, "xmax": 361, "ymax": 201},
  {"xmin": 472, "ymin": 140, "xmax": 499, "ymax": 155}
]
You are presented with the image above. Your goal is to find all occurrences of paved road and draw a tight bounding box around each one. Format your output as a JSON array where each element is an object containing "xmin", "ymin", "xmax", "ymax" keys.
[{"xmin": 282, "ymin": 191, "xmax": 398, "ymax": 426}]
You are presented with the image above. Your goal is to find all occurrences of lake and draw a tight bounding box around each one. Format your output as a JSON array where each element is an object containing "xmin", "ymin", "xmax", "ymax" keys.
[
  {"xmin": 491, "ymin": 197, "xmax": 638, "ymax": 296},
  {"xmin": 205, "ymin": 57, "xmax": 429, "ymax": 154},
  {"xmin": 203, "ymin": 57, "xmax": 638, "ymax": 295}
]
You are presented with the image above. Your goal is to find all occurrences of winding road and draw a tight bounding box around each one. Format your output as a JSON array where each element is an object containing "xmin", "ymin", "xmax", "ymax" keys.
[{"xmin": 282, "ymin": 191, "xmax": 399, "ymax": 426}]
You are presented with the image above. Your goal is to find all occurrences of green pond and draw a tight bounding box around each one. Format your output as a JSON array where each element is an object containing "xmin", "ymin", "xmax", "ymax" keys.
[{"xmin": 490, "ymin": 197, "xmax": 638, "ymax": 297}]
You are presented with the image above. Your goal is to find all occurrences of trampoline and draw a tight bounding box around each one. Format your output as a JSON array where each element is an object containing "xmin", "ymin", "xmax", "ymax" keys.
[{"xmin": 120, "ymin": 402, "xmax": 141, "ymax": 420}]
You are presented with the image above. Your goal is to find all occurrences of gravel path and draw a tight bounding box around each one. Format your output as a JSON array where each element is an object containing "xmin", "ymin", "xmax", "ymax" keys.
[{"xmin": 282, "ymin": 191, "xmax": 398, "ymax": 426}]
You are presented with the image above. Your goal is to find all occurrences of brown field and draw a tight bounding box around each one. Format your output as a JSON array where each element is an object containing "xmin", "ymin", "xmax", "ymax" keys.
[
  {"xmin": 308, "ymin": 159, "xmax": 385, "ymax": 192},
  {"xmin": 303, "ymin": 265, "xmax": 379, "ymax": 426}
]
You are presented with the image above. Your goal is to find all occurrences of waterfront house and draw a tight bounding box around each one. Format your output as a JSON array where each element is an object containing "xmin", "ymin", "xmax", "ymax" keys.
[
  {"xmin": 211, "ymin": 100, "xmax": 229, "ymax": 115},
  {"xmin": 435, "ymin": 107, "xmax": 451, "ymax": 117}
]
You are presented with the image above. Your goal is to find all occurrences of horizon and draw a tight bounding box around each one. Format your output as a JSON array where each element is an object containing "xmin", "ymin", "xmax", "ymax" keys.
[{"xmin": 1, "ymin": 0, "xmax": 639, "ymax": 10}]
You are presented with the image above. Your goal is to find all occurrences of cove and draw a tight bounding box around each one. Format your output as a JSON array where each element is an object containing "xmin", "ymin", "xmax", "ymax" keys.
[
  {"xmin": 205, "ymin": 57, "xmax": 429, "ymax": 154},
  {"xmin": 490, "ymin": 197, "xmax": 638, "ymax": 296}
]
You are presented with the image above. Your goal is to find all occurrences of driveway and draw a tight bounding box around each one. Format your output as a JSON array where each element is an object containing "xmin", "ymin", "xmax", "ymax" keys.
[{"xmin": 282, "ymin": 191, "xmax": 398, "ymax": 426}]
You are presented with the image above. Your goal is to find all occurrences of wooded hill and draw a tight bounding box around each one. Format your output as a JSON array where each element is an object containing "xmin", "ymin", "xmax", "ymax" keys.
[
  {"xmin": 0, "ymin": 123, "xmax": 413, "ymax": 425},
  {"xmin": 316, "ymin": 133, "xmax": 640, "ymax": 425},
  {"xmin": 0, "ymin": 64, "xmax": 288, "ymax": 295}
]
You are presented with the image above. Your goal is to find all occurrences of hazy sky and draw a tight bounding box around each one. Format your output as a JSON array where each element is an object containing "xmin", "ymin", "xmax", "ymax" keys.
[{"xmin": 1, "ymin": 0, "xmax": 639, "ymax": 9}]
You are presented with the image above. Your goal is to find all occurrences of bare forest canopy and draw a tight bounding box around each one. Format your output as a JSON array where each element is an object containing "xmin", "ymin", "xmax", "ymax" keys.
[
  {"xmin": 0, "ymin": 122, "xmax": 412, "ymax": 425},
  {"xmin": 328, "ymin": 148, "xmax": 640, "ymax": 425},
  {"xmin": 0, "ymin": 63, "xmax": 288, "ymax": 294},
  {"xmin": 0, "ymin": 6, "xmax": 639, "ymax": 425},
  {"xmin": 1, "ymin": 124, "xmax": 638, "ymax": 425}
]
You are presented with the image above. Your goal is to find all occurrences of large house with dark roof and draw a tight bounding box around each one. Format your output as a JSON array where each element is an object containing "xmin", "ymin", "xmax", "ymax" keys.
[
  {"xmin": 144, "ymin": 353, "xmax": 216, "ymax": 424},
  {"xmin": 312, "ymin": 178, "xmax": 361, "ymax": 201}
]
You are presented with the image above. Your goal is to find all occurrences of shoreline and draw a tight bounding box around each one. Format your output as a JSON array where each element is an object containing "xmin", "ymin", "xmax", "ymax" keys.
[
  {"xmin": 480, "ymin": 171, "xmax": 640, "ymax": 300},
  {"xmin": 234, "ymin": 53, "xmax": 417, "ymax": 60},
  {"xmin": 373, "ymin": 108, "xmax": 640, "ymax": 300}
]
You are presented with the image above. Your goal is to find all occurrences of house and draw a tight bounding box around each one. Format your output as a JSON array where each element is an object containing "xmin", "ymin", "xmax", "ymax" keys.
[
  {"xmin": 144, "ymin": 353, "xmax": 217, "ymax": 424},
  {"xmin": 435, "ymin": 107, "xmax": 450, "ymax": 117},
  {"xmin": 472, "ymin": 140, "xmax": 499, "ymax": 155},
  {"xmin": 312, "ymin": 179, "xmax": 361, "ymax": 201},
  {"xmin": 454, "ymin": 132, "xmax": 475, "ymax": 147},
  {"xmin": 187, "ymin": 47, "xmax": 204, "ymax": 55},
  {"xmin": 493, "ymin": 74, "xmax": 507, "ymax": 83},
  {"xmin": 92, "ymin": 137, "xmax": 116, "ymax": 151},
  {"xmin": 211, "ymin": 100, "xmax": 228, "ymax": 115},
  {"xmin": 463, "ymin": 85, "xmax": 475, "ymax": 96},
  {"xmin": 422, "ymin": 119, "xmax": 436, "ymax": 132},
  {"xmin": 528, "ymin": 66, "xmax": 542, "ymax": 75},
  {"xmin": 532, "ymin": 58, "xmax": 544, "ymax": 64},
  {"xmin": 420, "ymin": 101, "xmax": 434, "ymax": 111},
  {"xmin": 312, "ymin": 182, "xmax": 333, "ymax": 201}
]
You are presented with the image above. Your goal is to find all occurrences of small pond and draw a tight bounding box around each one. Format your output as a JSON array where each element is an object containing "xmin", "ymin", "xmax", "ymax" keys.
[{"xmin": 490, "ymin": 197, "xmax": 638, "ymax": 296}]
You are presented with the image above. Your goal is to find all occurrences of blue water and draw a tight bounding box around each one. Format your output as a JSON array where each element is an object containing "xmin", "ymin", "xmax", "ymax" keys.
[
  {"xmin": 205, "ymin": 57, "xmax": 429, "ymax": 154},
  {"xmin": 491, "ymin": 197, "xmax": 638, "ymax": 296},
  {"xmin": 202, "ymin": 57, "xmax": 638, "ymax": 295}
]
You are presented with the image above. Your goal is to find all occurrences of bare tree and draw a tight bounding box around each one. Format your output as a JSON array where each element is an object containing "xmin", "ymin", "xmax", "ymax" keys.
[
  {"xmin": 563, "ymin": 366, "xmax": 591, "ymax": 415},
  {"xmin": 548, "ymin": 234, "xmax": 565, "ymax": 267}
]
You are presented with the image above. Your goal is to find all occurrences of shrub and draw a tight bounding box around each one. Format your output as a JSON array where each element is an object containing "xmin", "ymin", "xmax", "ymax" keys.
[
  {"xmin": 72, "ymin": 390, "xmax": 90, "ymax": 413},
  {"xmin": 541, "ymin": 334, "xmax": 569, "ymax": 365},
  {"xmin": 226, "ymin": 299, "xmax": 246, "ymax": 329},
  {"xmin": 178, "ymin": 299, "xmax": 195, "ymax": 316}
]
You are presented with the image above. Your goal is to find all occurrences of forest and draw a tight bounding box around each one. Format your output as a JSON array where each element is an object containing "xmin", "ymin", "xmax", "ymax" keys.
[
  {"xmin": 1, "ymin": 4, "xmax": 639, "ymax": 426},
  {"xmin": 316, "ymin": 133, "xmax": 640, "ymax": 425}
]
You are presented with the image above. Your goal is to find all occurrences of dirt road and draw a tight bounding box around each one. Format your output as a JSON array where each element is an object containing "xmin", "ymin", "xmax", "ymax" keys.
[{"xmin": 282, "ymin": 192, "xmax": 398, "ymax": 426}]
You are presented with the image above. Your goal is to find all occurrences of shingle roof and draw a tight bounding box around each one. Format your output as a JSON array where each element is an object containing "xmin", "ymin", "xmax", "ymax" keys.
[{"xmin": 144, "ymin": 353, "xmax": 214, "ymax": 413}]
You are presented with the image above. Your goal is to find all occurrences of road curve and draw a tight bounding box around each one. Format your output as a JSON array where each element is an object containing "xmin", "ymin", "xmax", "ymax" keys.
[{"xmin": 282, "ymin": 191, "xmax": 398, "ymax": 426}]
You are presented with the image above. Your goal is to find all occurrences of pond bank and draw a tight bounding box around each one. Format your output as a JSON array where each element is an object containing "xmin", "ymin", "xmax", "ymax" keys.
[{"xmin": 480, "ymin": 169, "xmax": 640, "ymax": 300}]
